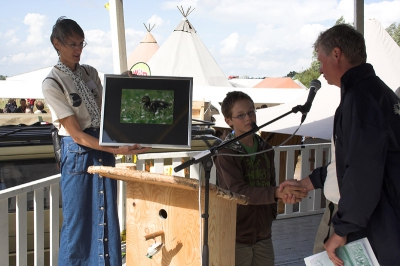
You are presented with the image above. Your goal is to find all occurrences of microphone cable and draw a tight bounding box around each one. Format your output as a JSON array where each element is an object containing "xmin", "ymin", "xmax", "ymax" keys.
[{"xmin": 212, "ymin": 122, "xmax": 302, "ymax": 158}]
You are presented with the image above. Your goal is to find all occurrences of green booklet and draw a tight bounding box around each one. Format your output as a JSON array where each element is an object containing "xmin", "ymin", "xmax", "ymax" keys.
[{"xmin": 304, "ymin": 237, "xmax": 379, "ymax": 266}]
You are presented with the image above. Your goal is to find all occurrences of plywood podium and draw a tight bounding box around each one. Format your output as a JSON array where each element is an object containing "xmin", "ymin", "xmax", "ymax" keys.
[{"xmin": 88, "ymin": 166, "xmax": 248, "ymax": 266}]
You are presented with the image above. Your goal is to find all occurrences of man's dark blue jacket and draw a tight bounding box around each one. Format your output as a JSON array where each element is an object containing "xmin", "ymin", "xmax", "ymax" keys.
[{"xmin": 331, "ymin": 63, "xmax": 400, "ymax": 265}]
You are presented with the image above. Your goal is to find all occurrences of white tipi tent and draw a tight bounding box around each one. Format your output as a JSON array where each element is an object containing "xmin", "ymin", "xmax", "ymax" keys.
[
  {"xmin": 213, "ymin": 19, "xmax": 400, "ymax": 140},
  {"xmin": 126, "ymin": 24, "xmax": 159, "ymax": 69},
  {"xmin": 147, "ymin": 7, "xmax": 232, "ymax": 87}
]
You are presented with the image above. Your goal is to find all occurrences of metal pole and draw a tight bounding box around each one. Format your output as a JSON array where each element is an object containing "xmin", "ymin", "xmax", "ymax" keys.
[{"xmin": 354, "ymin": 0, "xmax": 364, "ymax": 35}]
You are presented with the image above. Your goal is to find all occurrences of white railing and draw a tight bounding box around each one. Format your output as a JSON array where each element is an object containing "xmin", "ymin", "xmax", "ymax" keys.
[
  {"xmin": 0, "ymin": 174, "xmax": 60, "ymax": 266},
  {"xmin": 274, "ymin": 143, "xmax": 330, "ymax": 219},
  {"xmin": 0, "ymin": 143, "xmax": 330, "ymax": 264}
]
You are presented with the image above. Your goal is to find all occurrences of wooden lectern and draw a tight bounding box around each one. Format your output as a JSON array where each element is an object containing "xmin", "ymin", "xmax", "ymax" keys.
[{"xmin": 88, "ymin": 166, "xmax": 248, "ymax": 266}]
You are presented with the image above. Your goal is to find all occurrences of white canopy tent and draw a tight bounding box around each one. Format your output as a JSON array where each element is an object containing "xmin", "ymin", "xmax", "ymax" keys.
[
  {"xmin": 194, "ymin": 85, "xmax": 307, "ymax": 113},
  {"xmin": 213, "ymin": 19, "xmax": 400, "ymax": 140},
  {"xmin": 0, "ymin": 66, "xmax": 105, "ymax": 99}
]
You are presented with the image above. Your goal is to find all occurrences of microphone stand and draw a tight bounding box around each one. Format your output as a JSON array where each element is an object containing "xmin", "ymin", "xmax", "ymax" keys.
[{"xmin": 173, "ymin": 104, "xmax": 308, "ymax": 266}]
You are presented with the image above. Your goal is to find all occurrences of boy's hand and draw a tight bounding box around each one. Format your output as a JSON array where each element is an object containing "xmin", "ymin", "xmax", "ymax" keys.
[
  {"xmin": 275, "ymin": 185, "xmax": 307, "ymax": 203},
  {"xmin": 278, "ymin": 177, "xmax": 315, "ymax": 204}
]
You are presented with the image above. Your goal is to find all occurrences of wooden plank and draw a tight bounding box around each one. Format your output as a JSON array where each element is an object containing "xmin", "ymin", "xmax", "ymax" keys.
[
  {"xmin": 16, "ymin": 193, "xmax": 27, "ymax": 266},
  {"xmin": 153, "ymin": 158, "xmax": 164, "ymax": 174},
  {"xmin": 189, "ymin": 163, "xmax": 200, "ymax": 180},
  {"xmin": 312, "ymin": 148, "xmax": 324, "ymax": 210},
  {"xmin": 34, "ymin": 188, "xmax": 44, "ymax": 266},
  {"xmin": 0, "ymin": 199, "xmax": 9, "ymax": 266},
  {"xmin": 284, "ymin": 150, "xmax": 295, "ymax": 215},
  {"xmin": 300, "ymin": 149, "xmax": 310, "ymax": 213},
  {"xmin": 88, "ymin": 166, "xmax": 248, "ymax": 205},
  {"xmin": 172, "ymin": 158, "xmax": 185, "ymax": 177},
  {"xmin": 49, "ymin": 184, "xmax": 59, "ymax": 266}
]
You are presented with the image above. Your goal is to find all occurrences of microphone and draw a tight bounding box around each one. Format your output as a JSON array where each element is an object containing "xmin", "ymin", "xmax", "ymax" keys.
[{"xmin": 301, "ymin": 79, "xmax": 321, "ymax": 123}]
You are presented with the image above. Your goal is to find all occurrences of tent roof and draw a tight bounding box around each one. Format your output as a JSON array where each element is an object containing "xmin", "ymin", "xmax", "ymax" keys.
[
  {"xmin": 175, "ymin": 17, "xmax": 196, "ymax": 33},
  {"xmin": 213, "ymin": 19, "xmax": 400, "ymax": 140},
  {"xmin": 193, "ymin": 85, "xmax": 307, "ymax": 108},
  {"xmin": 0, "ymin": 66, "xmax": 105, "ymax": 99},
  {"xmin": 147, "ymin": 14, "xmax": 232, "ymax": 87},
  {"xmin": 253, "ymin": 77, "xmax": 302, "ymax": 88},
  {"xmin": 230, "ymin": 79, "xmax": 264, "ymax": 88},
  {"xmin": 127, "ymin": 28, "xmax": 159, "ymax": 69},
  {"xmin": 365, "ymin": 19, "xmax": 400, "ymax": 91}
]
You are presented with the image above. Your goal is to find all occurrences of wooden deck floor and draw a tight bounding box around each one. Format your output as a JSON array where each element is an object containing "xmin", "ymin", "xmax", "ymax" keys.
[{"xmin": 273, "ymin": 213, "xmax": 323, "ymax": 266}]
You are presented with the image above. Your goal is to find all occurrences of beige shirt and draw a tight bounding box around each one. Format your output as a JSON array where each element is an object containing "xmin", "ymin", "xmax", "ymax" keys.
[
  {"xmin": 324, "ymin": 136, "xmax": 340, "ymax": 204},
  {"xmin": 42, "ymin": 65, "xmax": 103, "ymax": 136}
]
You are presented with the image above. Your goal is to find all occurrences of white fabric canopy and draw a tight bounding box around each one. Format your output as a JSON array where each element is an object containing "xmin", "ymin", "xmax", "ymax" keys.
[
  {"xmin": 193, "ymin": 85, "xmax": 307, "ymax": 109},
  {"xmin": 213, "ymin": 19, "xmax": 400, "ymax": 140},
  {"xmin": 365, "ymin": 19, "xmax": 400, "ymax": 91},
  {"xmin": 0, "ymin": 66, "xmax": 105, "ymax": 99}
]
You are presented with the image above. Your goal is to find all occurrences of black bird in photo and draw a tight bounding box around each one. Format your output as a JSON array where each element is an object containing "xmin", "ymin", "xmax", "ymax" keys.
[{"xmin": 141, "ymin": 96, "xmax": 170, "ymax": 114}]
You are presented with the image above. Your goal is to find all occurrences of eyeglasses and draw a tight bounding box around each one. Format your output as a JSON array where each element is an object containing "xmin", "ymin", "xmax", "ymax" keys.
[
  {"xmin": 231, "ymin": 110, "xmax": 256, "ymax": 120},
  {"xmin": 67, "ymin": 41, "xmax": 87, "ymax": 50}
]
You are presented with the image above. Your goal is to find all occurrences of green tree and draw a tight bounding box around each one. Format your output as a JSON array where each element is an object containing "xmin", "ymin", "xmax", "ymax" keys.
[
  {"xmin": 0, "ymin": 75, "xmax": 6, "ymax": 80},
  {"xmin": 293, "ymin": 51, "xmax": 320, "ymax": 87},
  {"xmin": 335, "ymin": 16, "xmax": 347, "ymax": 26},
  {"xmin": 286, "ymin": 71, "xmax": 297, "ymax": 78},
  {"xmin": 386, "ymin": 22, "xmax": 400, "ymax": 47}
]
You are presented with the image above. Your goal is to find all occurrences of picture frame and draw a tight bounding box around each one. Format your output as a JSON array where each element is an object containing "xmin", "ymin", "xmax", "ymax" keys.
[{"xmin": 99, "ymin": 74, "xmax": 193, "ymax": 149}]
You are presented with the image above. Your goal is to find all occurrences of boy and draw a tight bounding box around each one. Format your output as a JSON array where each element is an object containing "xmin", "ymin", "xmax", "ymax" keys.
[{"xmin": 214, "ymin": 91, "xmax": 307, "ymax": 266}]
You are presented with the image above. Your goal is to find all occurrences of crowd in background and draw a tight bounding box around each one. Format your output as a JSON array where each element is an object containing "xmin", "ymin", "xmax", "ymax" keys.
[{"xmin": 1, "ymin": 98, "xmax": 47, "ymax": 114}]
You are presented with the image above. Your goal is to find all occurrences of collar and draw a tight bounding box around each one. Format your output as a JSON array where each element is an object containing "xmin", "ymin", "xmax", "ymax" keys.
[
  {"xmin": 223, "ymin": 133, "xmax": 264, "ymax": 153},
  {"xmin": 340, "ymin": 63, "xmax": 376, "ymax": 97}
]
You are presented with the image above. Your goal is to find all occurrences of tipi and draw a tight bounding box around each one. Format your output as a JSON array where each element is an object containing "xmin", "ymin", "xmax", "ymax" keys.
[
  {"xmin": 127, "ymin": 24, "xmax": 159, "ymax": 69},
  {"xmin": 147, "ymin": 7, "xmax": 232, "ymax": 87}
]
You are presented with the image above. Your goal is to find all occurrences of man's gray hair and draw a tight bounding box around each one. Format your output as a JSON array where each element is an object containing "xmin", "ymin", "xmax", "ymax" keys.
[{"xmin": 313, "ymin": 24, "xmax": 367, "ymax": 65}]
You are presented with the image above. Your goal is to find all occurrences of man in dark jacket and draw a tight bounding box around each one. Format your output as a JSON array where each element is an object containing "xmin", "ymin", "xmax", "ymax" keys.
[
  {"xmin": 14, "ymin": 99, "xmax": 27, "ymax": 113},
  {"xmin": 312, "ymin": 24, "xmax": 400, "ymax": 265}
]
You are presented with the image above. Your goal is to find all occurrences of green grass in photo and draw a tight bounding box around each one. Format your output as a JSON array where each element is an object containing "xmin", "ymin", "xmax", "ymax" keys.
[{"xmin": 120, "ymin": 89, "xmax": 174, "ymax": 125}]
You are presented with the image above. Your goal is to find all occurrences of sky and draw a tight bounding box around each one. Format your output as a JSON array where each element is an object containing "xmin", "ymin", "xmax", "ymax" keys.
[{"xmin": 0, "ymin": 0, "xmax": 400, "ymax": 78}]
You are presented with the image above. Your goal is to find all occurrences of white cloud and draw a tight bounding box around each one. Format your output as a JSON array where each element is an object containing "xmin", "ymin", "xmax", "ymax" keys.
[
  {"xmin": 162, "ymin": 0, "xmax": 199, "ymax": 10},
  {"xmin": 220, "ymin": 32, "xmax": 239, "ymax": 55},
  {"xmin": 83, "ymin": 29, "xmax": 113, "ymax": 73},
  {"xmin": 2, "ymin": 30, "xmax": 20, "ymax": 45},
  {"xmin": 258, "ymin": 60, "xmax": 286, "ymax": 74},
  {"xmin": 23, "ymin": 13, "xmax": 47, "ymax": 46},
  {"xmin": 147, "ymin": 14, "xmax": 165, "ymax": 28},
  {"xmin": 1, "ymin": 46, "xmax": 57, "ymax": 68},
  {"xmin": 85, "ymin": 29, "xmax": 111, "ymax": 45},
  {"xmin": 365, "ymin": 0, "xmax": 400, "ymax": 27},
  {"xmin": 125, "ymin": 28, "xmax": 146, "ymax": 53}
]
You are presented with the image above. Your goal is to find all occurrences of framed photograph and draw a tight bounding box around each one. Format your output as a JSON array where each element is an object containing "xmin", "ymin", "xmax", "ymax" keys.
[{"xmin": 99, "ymin": 75, "xmax": 193, "ymax": 149}]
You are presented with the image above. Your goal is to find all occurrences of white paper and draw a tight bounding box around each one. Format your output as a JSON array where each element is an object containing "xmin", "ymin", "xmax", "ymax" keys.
[{"xmin": 304, "ymin": 238, "xmax": 379, "ymax": 266}]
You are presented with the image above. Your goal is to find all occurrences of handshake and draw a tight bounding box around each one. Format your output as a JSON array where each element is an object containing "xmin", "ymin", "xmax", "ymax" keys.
[{"xmin": 275, "ymin": 177, "xmax": 314, "ymax": 204}]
